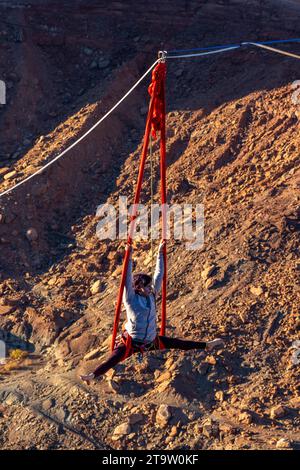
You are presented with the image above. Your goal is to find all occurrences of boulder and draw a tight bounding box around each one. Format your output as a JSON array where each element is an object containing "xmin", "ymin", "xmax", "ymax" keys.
[
  {"xmin": 171, "ymin": 426, "xmax": 180, "ymax": 438},
  {"xmin": 201, "ymin": 264, "xmax": 217, "ymax": 281},
  {"xmin": 250, "ymin": 285, "xmax": 264, "ymax": 296},
  {"xmin": 90, "ymin": 280, "xmax": 102, "ymax": 295},
  {"xmin": 156, "ymin": 404, "xmax": 171, "ymax": 427},
  {"xmin": 26, "ymin": 228, "xmax": 38, "ymax": 242},
  {"xmin": 0, "ymin": 167, "xmax": 10, "ymax": 177},
  {"xmin": 205, "ymin": 278, "xmax": 218, "ymax": 289},
  {"xmin": 155, "ymin": 371, "xmax": 172, "ymax": 383},
  {"xmin": 276, "ymin": 438, "xmax": 292, "ymax": 449},
  {"xmin": 270, "ymin": 405, "xmax": 286, "ymax": 419},
  {"xmin": 112, "ymin": 422, "xmax": 131, "ymax": 441},
  {"xmin": 42, "ymin": 398, "xmax": 55, "ymax": 411},
  {"xmin": 215, "ymin": 391, "xmax": 224, "ymax": 402},
  {"xmin": 5, "ymin": 392, "xmax": 23, "ymax": 406},
  {"xmin": 238, "ymin": 411, "xmax": 252, "ymax": 424},
  {"xmin": 0, "ymin": 305, "xmax": 14, "ymax": 315},
  {"xmin": 3, "ymin": 170, "xmax": 17, "ymax": 180}
]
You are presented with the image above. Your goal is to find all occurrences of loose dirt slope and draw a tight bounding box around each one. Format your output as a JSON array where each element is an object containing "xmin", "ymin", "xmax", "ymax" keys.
[{"xmin": 0, "ymin": 0, "xmax": 299, "ymax": 450}]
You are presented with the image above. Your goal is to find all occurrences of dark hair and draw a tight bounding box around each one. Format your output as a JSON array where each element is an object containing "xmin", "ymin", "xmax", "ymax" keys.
[{"xmin": 133, "ymin": 273, "xmax": 152, "ymax": 291}]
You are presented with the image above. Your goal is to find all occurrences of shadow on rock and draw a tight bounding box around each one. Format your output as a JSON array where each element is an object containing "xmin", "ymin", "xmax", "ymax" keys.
[{"xmin": 0, "ymin": 329, "xmax": 35, "ymax": 353}]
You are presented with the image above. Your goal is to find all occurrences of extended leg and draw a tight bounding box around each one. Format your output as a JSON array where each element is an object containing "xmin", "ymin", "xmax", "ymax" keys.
[
  {"xmin": 93, "ymin": 343, "xmax": 127, "ymax": 377},
  {"xmin": 158, "ymin": 335, "xmax": 206, "ymax": 351},
  {"xmin": 158, "ymin": 336, "xmax": 224, "ymax": 352},
  {"xmin": 80, "ymin": 343, "xmax": 127, "ymax": 384}
]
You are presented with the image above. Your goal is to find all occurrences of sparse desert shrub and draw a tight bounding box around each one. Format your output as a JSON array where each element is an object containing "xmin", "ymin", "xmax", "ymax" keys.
[
  {"xmin": 9, "ymin": 349, "xmax": 28, "ymax": 361},
  {"xmin": 0, "ymin": 349, "xmax": 30, "ymax": 374}
]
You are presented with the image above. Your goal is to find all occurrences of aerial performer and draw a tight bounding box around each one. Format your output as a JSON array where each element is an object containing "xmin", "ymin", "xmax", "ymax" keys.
[
  {"xmin": 80, "ymin": 58, "xmax": 224, "ymax": 384},
  {"xmin": 80, "ymin": 241, "xmax": 223, "ymax": 384}
]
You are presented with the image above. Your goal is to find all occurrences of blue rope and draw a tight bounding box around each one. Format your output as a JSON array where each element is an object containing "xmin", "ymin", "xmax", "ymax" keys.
[
  {"xmin": 167, "ymin": 43, "xmax": 240, "ymax": 54},
  {"xmin": 167, "ymin": 43, "xmax": 240, "ymax": 55},
  {"xmin": 167, "ymin": 38, "xmax": 300, "ymax": 55}
]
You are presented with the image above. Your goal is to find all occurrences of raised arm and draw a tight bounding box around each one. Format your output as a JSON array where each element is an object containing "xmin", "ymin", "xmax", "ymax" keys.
[
  {"xmin": 153, "ymin": 241, "xmax": 165, "ymax": 294},
  {"xmin": 123, "ymin": 244, "xmax": 135, "ymax": 301}
]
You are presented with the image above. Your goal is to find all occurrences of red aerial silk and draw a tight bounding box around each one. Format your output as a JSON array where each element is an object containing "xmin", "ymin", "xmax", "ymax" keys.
[{"xmin": 111, "ymin": 61, "xmax": 167, "ymax": 351}]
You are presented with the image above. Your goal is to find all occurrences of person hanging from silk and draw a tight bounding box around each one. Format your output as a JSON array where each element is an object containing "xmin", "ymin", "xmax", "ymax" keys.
[
  {"xmin": 80, "ymin": 60, "xmax": 223, "ymax": 384},
  {"xmin": 80, "ymin": 241, "xmax": 223, "ymax": 384}
]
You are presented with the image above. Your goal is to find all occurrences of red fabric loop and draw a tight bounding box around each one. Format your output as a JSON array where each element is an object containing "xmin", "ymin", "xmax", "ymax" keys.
[{"xmin": 148, "ymin": 62, "xmax": 167, "ymax": 139}]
